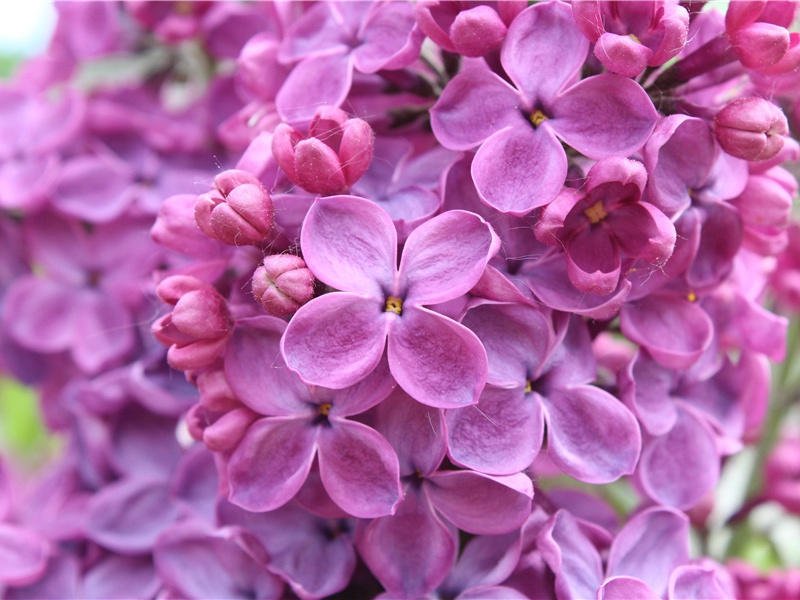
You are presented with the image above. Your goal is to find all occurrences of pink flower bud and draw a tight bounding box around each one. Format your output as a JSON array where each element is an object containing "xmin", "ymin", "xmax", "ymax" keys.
[
  {"xmin": 153, "ymin": 276, "xmax": 233, "ymax": 371},
  {"xmin": 450, "ymin": 5, "xmax": 507, "ymax": 58},
  {"xmin": 252, "ymin": 255, "xmax": 315, "ymax": 317},
  {"xmin": 271, "ymin": 106, "xmax": 374, "ymax": 195},
  {"xmin": 713, "ymin": 97, "xmax": 789, "ymax": 161},
  {"xmin": 202, "ymin": 406, "xmax": 259, "ymax": 453},
  {"xmin": 195, "ymin": 169, "xmax": 274, "ymax": 246}
]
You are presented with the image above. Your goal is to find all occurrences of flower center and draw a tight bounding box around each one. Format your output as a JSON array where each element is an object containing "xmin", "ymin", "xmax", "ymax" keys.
[
  {"xmin": 530, "ymin": 109, "xmax": 548, "ymax": 128},
  {"xmin": 385, "ymin": 296, "xmax": 403, "ymax": 315},
  {"xmin": 524, "ymin": 380, "xmax": 533, "ymax": 394},
  {"xmin": 318, "ymin": 402, "xmax": 332, "ymax": 416},
  {"xmin": 584, "ymin": 200, "xmax": 609, "ymax": 224}
]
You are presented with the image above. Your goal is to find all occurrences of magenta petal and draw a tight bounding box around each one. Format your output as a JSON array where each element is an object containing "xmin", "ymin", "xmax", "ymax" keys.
[
  {"xmin": 282, "ymin": 292, "xmax": 387, "ymax": 389},
  {"xmin": 599, "ymin": 576, "xmax": 659, "ymax": 600},
  {"xmin": 668, "ymin": 565, "xmax": 731, "ymax": 600},
  {"xmin": 607, "ymin": 507, "xmax": 689, "ymax": 595},
  {"xmin": 359, "ymin": 489, "xmax": 458, "ymax": 599},
  {"xmin": 400, "ymin": 210, "xmax": 499, "ymax": 306},
  {"xmin": 375, "ymin": 387, "xmax": 447, "ymax": 476},
  {"xmin": 227, "ymin": 417, "xmax": 318, "ymax": 512},
  {"xmin": 3, "ymin": 276, "xmax": 76, "ymax": 352},
  {"xmin": 446, "ymin": 386, "xmax": 544, "ymax": 476},
  {"xmin": 318, "ymin": 420, "xmax": 402, "ymax": 518},
  {"xmin": 86, "ymin": 478, "xmax": 180, "ymax": 554},
  {"xmin": 426, "ymin": 471, "xmax": 533, "ymax": 534},
  {"xmin": 472, "ymin": 126, "xmax": 566, "ymax": 215},
  {"xmin": 276, "ymin": 50, "xmax": 353, "ymax": 126},
  {"xmin": 565, "ymin": 227, "xmax": 621, "ymax": 296},
  {"xmin": 537, "ymin": 510, "xmax": 604, "ymax": 600},
  {"xmin": 551, "ymin": 75, "xmax": 657, "ymax": 159},
  {"xmin": 72, "ymin": 289, "xmax": 135, "ymax": 373},
  {"xmin": 0, "ymin": 524, "xmax": 49, "ymax": 586},
  {"xmin": 620, "ymin": 295, "xmax": 713, "ymax": 370},
  {"xmin": 502, "ymin": 1, "xmax": 588, "ymax": 101},
  {"xmin": 430, "ymin": 69, "xmax": 523, "ymax": 150},
  {"xmin": 542, "ymin": 385, "xmax": 641, "ymax": 484},
  {"xmin": 84, "ymin": 555, "xmax": 159, "ymax": 600},
  {"xmin": 300, "ymin": 194, "xmax": 396, "ymax": 295},
  {"xmin": 388, "ymin": 305, "xmax": 487, "ymax": 408},
  {"xmin": 224, "ymin": 316, "xmax": 310, "ymax": 416},
  {"xmin": 639, "ymin": 407, "xmax": 720, "ymax": 509}
]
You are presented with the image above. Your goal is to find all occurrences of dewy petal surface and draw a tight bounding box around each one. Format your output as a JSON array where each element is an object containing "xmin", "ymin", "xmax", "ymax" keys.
[
  {"xmin": 400, "ymin": 209, "xmax": 498, "ymax": 306},
  {"xmin": 300, "ymin": 195, "xmax": 396, "ymax": 296},
  {"xmin": 388, "ymin": 305, "xmax": 487, "ymax": 408},
  {"xmin": 282, "ymin": 292, "xmax": 387, "ymax": 389},
  {"xmin": 317, "ymin": 419, "xmax": 402, "ymax": 518}
]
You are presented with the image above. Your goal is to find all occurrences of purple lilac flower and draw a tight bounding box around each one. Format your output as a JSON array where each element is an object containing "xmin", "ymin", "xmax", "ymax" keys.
[
  {"xmin": 281, "ymin": 194, "xmax": 500, "ymax": 408},
  {"xmin": 430, "ymin": 0, "xmax": 658, "ymax": 215}
]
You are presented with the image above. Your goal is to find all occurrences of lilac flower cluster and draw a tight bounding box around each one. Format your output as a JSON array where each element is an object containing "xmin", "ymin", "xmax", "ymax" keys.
[{"xmin": 2, "ymin": 1, "xmax": 800, "ymax": 598}]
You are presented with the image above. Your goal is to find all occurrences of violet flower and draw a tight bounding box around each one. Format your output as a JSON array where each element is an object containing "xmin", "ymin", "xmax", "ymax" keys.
[
  {"xmin": 430, "ymin": 0, "xmax": 658, "ymax": 215},
  {"xmin": 281, "ymin": 194, "xmax": 500, "ymax": 408}
]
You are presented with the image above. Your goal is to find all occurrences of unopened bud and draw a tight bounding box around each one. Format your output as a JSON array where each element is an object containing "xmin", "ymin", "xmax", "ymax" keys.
[
  {"xmin": 713, "ymin": 97, "xmax": 788, "ymax": 161},
  {"xmin": 450, "ymin": 5, "xmax": 507, "ymax": 57},
  {"xmin": 195, "ymin": 169, "xmax": 274, "ymax": 246},
  {"xmin": 252, "ymin": 254, "xmax": 315, "ymax": 317},
  {"xmin": 272, "ymin": 106, "xmax": 374, "ymax": 195}
]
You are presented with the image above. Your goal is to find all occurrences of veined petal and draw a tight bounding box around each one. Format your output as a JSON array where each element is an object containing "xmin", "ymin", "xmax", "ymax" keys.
[
  {"xmin": 639, "ymin": 406, "xmax": 720, "ymax": 509},
  {"xmin": 537, "ymin": 510, "xmax": 604, "ymax": 600},
  {"xmin": 388, "ymin": 305, "xmax": 487, "ymax": 409},
  {"xmin": 318, "ymin": 419, "xmax": 402, "ymax": 518},
  {"xmin": 401, "ymin": 209, "xmax": 499, "ymax": 306},
  {"xmin": 358, "ymin": 489, "xmax": 457, "ymax": 599},
  {"xmin": 446, "ymin": 386, "xmax": 544, "ymax": 476},
  {"xmin": 551, "ymin": 75, "xmax": 657, "ymax": 159},
  {"xmin": 542, "ymin": 385, "xmax": 641, "ymax": 484},
  {"xmin": 472, "ymin": 126, "xmax": 566, "ymax": 215},
  {"xmin": 599, "ymin": 576, "xmax": 659, "ymax": 600},
  {"xmin": 565, "ymin": 227, "xmax": 622, "ymax": 296},
  {"xmin": 227, "ymin": 417, "xmax": 318, "ymax": 512},
  {"xmin": 224, "ymin": 316, "xmax": 310, "ymax": 416},
  {"xmin": 426, "ymin": 471, "xmax": 533, "ymax": 535},
  {"xmin": 275, "ymin": 50, "xmax": 353, "ymax": 126},
  {"xmin": 282, "ymin": 292, "xmax": 387, "ymax": 389},
  {"xmin": 502, "ymin": 1, "xmax": 588, "ymax": 102},
  {"xmin": 300, "ymin": 195, "xmax": 395, "ymax": 296},
  {"xmin": 620, "ymin": 295, "xmax": 713, "ymax": 371},
  {"xmin": 607, "ymin": 507, "xmax": 690, "ymax": 597},
  {"xmin": 430, "ymin": 69, "xmax": 523, "ymax": 151}
]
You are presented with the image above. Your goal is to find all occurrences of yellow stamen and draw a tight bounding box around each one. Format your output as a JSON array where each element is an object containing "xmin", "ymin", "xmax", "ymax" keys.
[
  {"xmin": 524, "ymin": 381, "xmax": 533, "ymax": 394},
  {"xmin": 629, "ymin": 33, "xmax": 641, "ymax": 44},
  {"xmin": 584, "ymin": 200, "xmax": 609, "ymax": 224},
  {"xmin": 318, "ymin": 403, "xmax": 332, "ymax": 416},
  {"xmin": 687, "ymin": 291, "xmax": 697, "ymax": 303},
  {"xmin": 530, "ymin": 109, "xmax": 548, "ymax": 128},
  {"xmin": 385, "ymin": 296, "xmax": 403, "ymax": 315}
]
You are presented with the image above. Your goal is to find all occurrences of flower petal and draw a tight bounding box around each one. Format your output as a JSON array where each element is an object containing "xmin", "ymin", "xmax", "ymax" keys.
[
  {"xmin": 227, "ymin": 417, "xmax": 318, "ymax": 512},
  {"xmin": 400, "ymin": 209, "xmax": 499, "ymax": 306},
  {"xmin": 426, "ymin": 471, "xmax": 533, "ymax": 535},
  {"xmin": 282, "ymin": 292, "xmax": 387, "ymax": 389},
  {"xmin": 300, "ymin": 194, "xmax": 396, "ymax": 295},
  {"xmin": 318, "ymin": 419, "xmax": 402, "ymax": 518},
  {"xmin": 472, "ymin": 126, "xmax": 566, "ymax": 215},
  {"xmin": 542, "ymin": 385, "xmax": 641, "ymax": 484},
  {"xmin": 388, "ymin": 306, "xmax": 487, "ymax": 408}
]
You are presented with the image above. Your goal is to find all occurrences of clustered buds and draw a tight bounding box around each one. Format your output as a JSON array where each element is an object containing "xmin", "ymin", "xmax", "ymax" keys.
[
  {"xmin": 194, "ymin": 169, "xmax": 274, "ymax": 246},
  {"xmin": 272, "ymin": 106, "xmax": 374, "ymax": 195}
]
